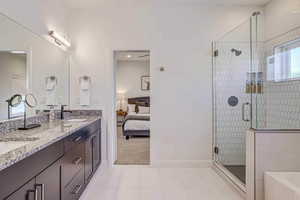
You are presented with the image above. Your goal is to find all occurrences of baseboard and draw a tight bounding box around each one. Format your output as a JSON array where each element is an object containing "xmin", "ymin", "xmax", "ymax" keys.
[{"xmin": 150, "ymin": 160, "xmax": 212, "ymax": 168}]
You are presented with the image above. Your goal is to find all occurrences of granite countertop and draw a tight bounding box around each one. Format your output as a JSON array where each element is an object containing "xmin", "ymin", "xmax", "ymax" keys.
[{"xmin": 0, "ymin": 116, "xmax": 101, "ymax": 171}]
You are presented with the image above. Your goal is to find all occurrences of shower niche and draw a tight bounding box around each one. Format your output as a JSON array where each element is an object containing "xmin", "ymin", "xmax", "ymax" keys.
[{"xmin": 245, "ymin": 72, "xmax": 263, "ymax": 94}]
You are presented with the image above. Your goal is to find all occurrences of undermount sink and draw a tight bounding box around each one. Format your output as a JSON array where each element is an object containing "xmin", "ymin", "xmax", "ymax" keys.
[
  {"xmin": 65, "ymin": 119, "xmax": 87, "ymax": 123},
  {"xmin": 265, "ymin": 172, "xmax": 300, "ymax": 200},
  {"xmin": 0, "ymin": 137, "xmax": 39, "ymax": 142},
  {"xmin": 0, "ymin": 141, "xmax": 28, "ymax": 155}
]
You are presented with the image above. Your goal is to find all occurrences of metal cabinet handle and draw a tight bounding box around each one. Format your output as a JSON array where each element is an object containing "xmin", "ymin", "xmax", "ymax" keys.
[
  {"xmin": 35, "ymin": 184, "xmax": 45, "ymax": 200},
  {"xmin": 89, "ymin": 134, "xmax": 96, "ymax": 145},
  {"xmin": 72, "ymin": 157, "xmax": 82, "ymax": 165},
  {"xmin": 73, "ymin": 136, "xmax": 82, "ymax": 143},
  {"xmin": 90, "ymin": 134, "xmax": 96, "ymax": 140},
  {"xmin": 242, "ymin": 102, "xmax": 250, "ymax": 122},
  {"xmin": 71, "ymin": 184, "xmax": 82, "ymax": 194},
  {"xmin": 26, "ymin": 189, "xmax": 38, "ymax": 200}
]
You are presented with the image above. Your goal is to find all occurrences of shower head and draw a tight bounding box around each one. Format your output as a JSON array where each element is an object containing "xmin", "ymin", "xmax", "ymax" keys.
[{"xmin": 231, "ymin": 48, "xmax": 242, "ymax": 56}]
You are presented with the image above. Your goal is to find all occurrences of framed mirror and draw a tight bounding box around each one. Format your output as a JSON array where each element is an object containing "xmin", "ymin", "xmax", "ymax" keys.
[
  {"xmin": 25, "ymin": 94, "xmax": 38, "ymax": 108},
  {"xmin": 8, "ymin": 94, "xmax": 22, "ymax": 107},
  {"xmin": 0, "ymin": 12, "xmax": 70, "ymax": 122}
]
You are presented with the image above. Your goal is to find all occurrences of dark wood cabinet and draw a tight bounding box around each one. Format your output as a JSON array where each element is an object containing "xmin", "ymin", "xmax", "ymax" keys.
[
  {"xmin": 85, "ymin": 134, "xmax": 93, "ymax": 183},
  {"xmin": 5, "ymin": 179, "xmax": 36, "ymax": 200},
  {"xmin": 1, "ymin": 119, "xmax": 101, "ymax": 200},
  {"xmin": 63, "ymin": 169, "xmax": 84, "ymax": 200},
  {"xmin": 92, "ymin": 129, "xmax": 101, "ymax": 170},
  {"xmin": 35, "ymin": 160, "xmax": 61, "ymax": 200},
  {"xmin": 0, "ymin": 142, "xmax": 63, "ymax": 199},
  {"xmin": 61, "ymin": 143, "xmax": 85, "ymax": 188},
  {"xmin": 85, "ymin": 127, "xmax": 101, "ymax": 183}
]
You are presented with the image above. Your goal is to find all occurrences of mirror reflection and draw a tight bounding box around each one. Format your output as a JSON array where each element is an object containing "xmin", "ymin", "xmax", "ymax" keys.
[
  {"xmin": 0, "ymin": 13, "xmax": 69, "ymax": 121},
  {"xmin": 25, "ymin": 94, "xmax": 38, "ymax": 108},
  {"xmin": 0, "ymin": 51, "xmax": 27, "ymax": 120}
]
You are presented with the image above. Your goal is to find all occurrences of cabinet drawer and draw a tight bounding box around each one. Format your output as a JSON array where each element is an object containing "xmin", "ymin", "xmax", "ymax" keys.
[
  {"xmin": 64, "ymin": 130, "xmax": 87, "ymax": 152},
  {"xmin": 63, "ymin": 169, "xmax": 84, "ymax": 200},
  {"xmin": 62, "ymin": 143, "xmax": 85, "ymax": 187},
  {"xmin": 64, "ymin": 120, "xmax": 100, "ymax": 151}
]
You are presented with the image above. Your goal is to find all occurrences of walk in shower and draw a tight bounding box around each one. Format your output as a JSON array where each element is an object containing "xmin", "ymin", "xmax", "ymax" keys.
[
  {"xmin": 213, "ymin": 13, "xmax": 260, "ymax": 187},
  {"xmin": 213, "ymin": 4, "xmax": 300, "ymax": 191}
]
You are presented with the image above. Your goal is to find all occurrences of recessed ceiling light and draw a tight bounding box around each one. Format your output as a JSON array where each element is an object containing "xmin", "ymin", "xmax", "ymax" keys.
[{"xmin": 127, "ymin": 55, "xmax": 132, "ymax": 58}]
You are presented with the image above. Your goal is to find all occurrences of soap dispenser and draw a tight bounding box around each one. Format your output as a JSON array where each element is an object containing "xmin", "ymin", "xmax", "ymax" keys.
[{"xmin": 48, "ymin": 105, "xmax": 56, "ymax": 121}]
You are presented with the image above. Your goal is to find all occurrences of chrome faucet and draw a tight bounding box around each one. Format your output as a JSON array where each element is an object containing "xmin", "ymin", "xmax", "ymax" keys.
[{"xmin": 60, "ymin": 105, "xmax": 72, "ymax": 120}]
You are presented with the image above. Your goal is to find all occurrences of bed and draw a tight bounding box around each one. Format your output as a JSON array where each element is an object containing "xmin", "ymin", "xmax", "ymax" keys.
[{"xmin": 122, "ymin": 97, "xmax": 150, "ymax": 140}]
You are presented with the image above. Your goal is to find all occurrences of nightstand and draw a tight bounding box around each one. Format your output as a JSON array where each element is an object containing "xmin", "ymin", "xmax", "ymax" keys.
[{"xmin": 116, "ymin": 110, "xmax": 127, "ymax": 126}]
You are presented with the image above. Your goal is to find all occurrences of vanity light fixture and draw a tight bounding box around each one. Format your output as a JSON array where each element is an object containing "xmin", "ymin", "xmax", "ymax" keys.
[
  {"xmin": 10, "ymin": 50, "xmax": 26, "ymax": 54},
  {"xmin": 49, "ymin": 31, "xmax": 71, "ymax": 47},
  {"xmin": 127, "ymin": 54, "xmax": 132, "ymax": 58}
]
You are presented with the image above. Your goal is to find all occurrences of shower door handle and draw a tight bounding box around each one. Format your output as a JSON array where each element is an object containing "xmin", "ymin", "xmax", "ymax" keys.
[{"xmin": 242, "ymin": 102, "xmax": 250, "ymax": 122}]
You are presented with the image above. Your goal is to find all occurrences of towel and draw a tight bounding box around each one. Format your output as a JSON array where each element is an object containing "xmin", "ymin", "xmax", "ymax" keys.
[
  {"xmin": 45, "ymin": 76, "xmax": 57, "ymax": 105},
  {"xmin": 46, "ymin": 76, "xmax": 57, "ymax": 91},
  {"xmin": 46, "ymin": 90, "xmax": 56, "ymax": 105},
  {"xmin": 79, "ymin": 76, "xmax": 91, "ymax": 106},
  {"xmin": 80, "ymin": 90, "xmax": 90, "ymax": 106},
  {"xmin": 80, "ymin": 77, "xmax": 90, "ymax": 91}
]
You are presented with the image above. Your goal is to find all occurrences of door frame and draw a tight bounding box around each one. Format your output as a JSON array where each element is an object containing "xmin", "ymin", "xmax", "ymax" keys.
[{"xmin": 111, "ymin": 49, "xmax": 151, "ymax": 165}]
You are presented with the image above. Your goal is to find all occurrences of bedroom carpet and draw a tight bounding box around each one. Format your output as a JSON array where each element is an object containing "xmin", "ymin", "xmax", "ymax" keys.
[{"xmin": 115, "ymin": 127, "xmax": 150, "ymax": 165}]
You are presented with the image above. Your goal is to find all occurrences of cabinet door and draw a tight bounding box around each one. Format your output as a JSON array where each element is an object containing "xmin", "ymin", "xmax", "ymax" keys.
[
  {"xmin": 85, "ymin": 136, "xmax": 93, "ymax": 183},
  {"xmin": 92, "ymin": 130, "xmax": 101, "ymax": 170},
  {"xmin": 61, "ymin": 143, "xmax": 85, "ymax": 188},
  {"xmin": 5, "ymin": 179, "xmax": 36, "ymax": 200},
  {"xmin": 35, "ymin": 160, "xmax": 61, "ymax": 200}
]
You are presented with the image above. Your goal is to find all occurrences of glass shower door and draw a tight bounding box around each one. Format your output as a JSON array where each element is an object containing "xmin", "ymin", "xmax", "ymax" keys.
[{"xmin": 213, "ymin": 18, "xmax": 256, "ymax": 184}]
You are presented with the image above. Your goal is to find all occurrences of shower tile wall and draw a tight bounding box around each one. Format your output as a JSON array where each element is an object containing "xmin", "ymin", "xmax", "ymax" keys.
[
  {"xmin": 215, "ymin": 42, "xmax": 251, "ymax": 165},
  {"xmin": 257, "ymin": 27, "xmax": 300, "ymax": 129}
]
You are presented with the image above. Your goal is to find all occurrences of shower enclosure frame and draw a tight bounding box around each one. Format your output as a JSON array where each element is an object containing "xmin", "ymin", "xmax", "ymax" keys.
[{"xmin": 212, "ymin": 12, "xmax": 260, "ymax": 194}]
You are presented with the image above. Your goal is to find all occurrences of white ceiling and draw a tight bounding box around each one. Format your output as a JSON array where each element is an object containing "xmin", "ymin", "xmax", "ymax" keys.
[
  {"xmin": 65, "ymin": 0, "xmax": 271, "ymax": 8},
  {"xmin": 115, "ymin": 51, "xmax": 150, "ymax": 61}
]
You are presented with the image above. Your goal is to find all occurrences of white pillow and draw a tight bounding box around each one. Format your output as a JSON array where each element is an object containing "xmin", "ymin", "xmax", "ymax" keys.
[
  {"xmin": 138, "ymin": 106, "xmax": 150, "ymax": 114},
  {"xmin": 127, "ymin": 104, "xmax": 136, "ymax": 113}
]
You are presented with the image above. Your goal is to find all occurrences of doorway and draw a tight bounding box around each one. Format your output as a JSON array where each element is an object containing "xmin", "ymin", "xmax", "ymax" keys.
[{"xmin": 114, "ymin": 50, "xmax": 150, "ymax": 165}]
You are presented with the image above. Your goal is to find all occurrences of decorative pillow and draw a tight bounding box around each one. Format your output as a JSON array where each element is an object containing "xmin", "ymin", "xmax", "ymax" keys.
[
  {"xmin": 127, "ymin": 104, "xmax": 136, "ymax": 113},
  {"xmin": 138, "ymin": 106, "xmax": 150, "ymax": 114}
]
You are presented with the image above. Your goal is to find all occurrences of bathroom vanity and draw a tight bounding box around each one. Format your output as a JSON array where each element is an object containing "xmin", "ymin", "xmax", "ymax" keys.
[{"xmin": 0, "ymin": 117, "xmax": 101, "ymax": 200}]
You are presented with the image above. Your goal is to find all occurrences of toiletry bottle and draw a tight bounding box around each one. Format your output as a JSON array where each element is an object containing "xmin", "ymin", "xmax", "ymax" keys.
[
  {"xmin": 256, "ymin": 72, "xmax": 263, "ymax": 94},
  {"xmin": 48, "ymin": 105, "xmax": 56, "ymax": 121},
  {"xmin": 246, "ymin": 73, "xmax": 251, "ymax": 93}
]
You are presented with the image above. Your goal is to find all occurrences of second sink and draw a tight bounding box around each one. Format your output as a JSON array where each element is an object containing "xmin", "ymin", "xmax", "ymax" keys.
[
  {"xmin": 66, "ymin": 119, "xmax": 87, "ymax": 123},
  {"xmin": 0, "ymin": 137, "xmax": 39, "ymax": 142}
]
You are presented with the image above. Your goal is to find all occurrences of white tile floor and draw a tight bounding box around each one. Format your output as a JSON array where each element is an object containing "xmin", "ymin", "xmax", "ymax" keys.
[{"xmin": 80, "ymin": 165, "xmax": 244, "ymax": 200}]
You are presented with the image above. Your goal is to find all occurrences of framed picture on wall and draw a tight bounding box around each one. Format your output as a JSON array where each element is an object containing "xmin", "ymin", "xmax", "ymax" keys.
[{"xmin": 141, "ymin": 76, "xmax": 150, "ymax": 91}]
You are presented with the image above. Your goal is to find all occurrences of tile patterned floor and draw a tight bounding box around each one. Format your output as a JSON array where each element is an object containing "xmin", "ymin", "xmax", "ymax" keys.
[{"xmin": 79, "ymin": 165, "xmax": 244, "ymax": 200}]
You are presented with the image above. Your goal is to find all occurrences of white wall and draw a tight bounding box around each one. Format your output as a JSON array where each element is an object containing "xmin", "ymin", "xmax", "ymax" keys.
[
  {"xmin": 116, "ymin": 60, "xmax": 150, "ymax": 102},
  {"xmin": 68, "ymin": 2, "xmax": 259, "ymax": 165},
  {"xmin": 264, "ymin": 0, "xmax": 300, "ymax": 40},
  {"xmin": 0, "ymin": 0, "xmax": 68, "ymax": 40}
]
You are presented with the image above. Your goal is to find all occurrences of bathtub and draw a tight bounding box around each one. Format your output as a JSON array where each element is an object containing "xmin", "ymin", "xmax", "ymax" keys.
[{"xmin": 265, "ymin": 172, "xmax": 300, "ymax": 200}]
